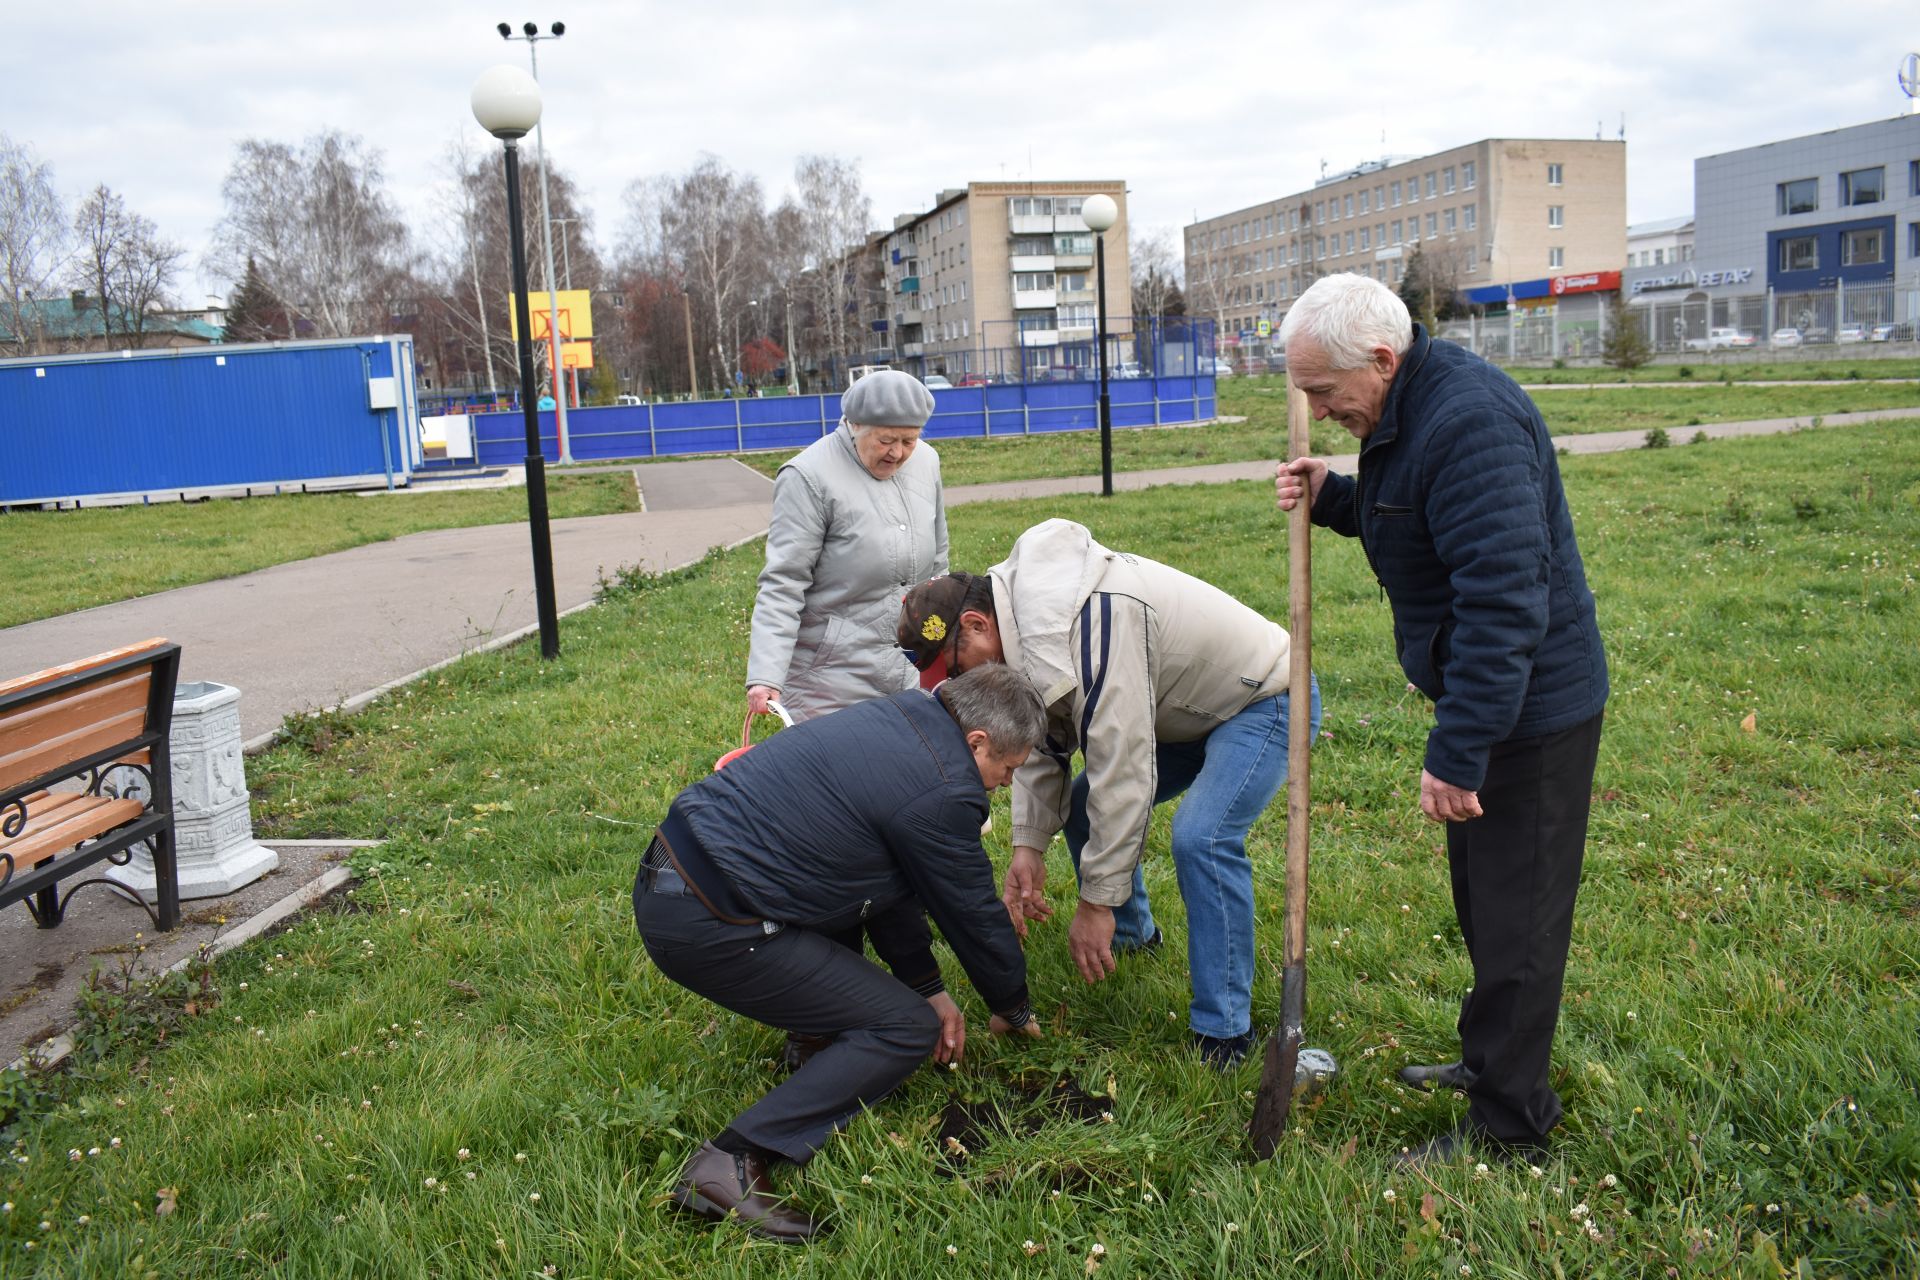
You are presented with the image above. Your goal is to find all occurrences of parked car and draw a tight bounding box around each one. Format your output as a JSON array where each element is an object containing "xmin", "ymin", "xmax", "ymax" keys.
[
  {"xmin": 1205, "ymin": 356, "xmax": 1235, "ymax": 377},
  {"xmin": 1769, "ymin": 327, "xmax": 1803, "ymax": 348},
  {"xmin": 614, "ymin": 394, "xmax": 643, "ymax": 406},
  {"xmin": 922, "ymin": 374, "xmax": 953, "ymax": 390},
  {"xmin": 1800, "ymin": 326, "xmax": 1832, "ymax": 345},
  {"xmin": 1113, "ymin": 361, "xmax": 1146, "ymax": 379},
  {"xmin": 1684, "ymin": 327, "xmax": 1757, "ymax": 352},
  {"xmin": 1835, "ymin": 325, "xmax": 1868, "ymax": 344},
  {"xmin": 1869, "ymin": 322, "xmax": 1912, "ymax": 342},
  {"xmin": 953, "ymin": 373, "xmax": 988, "ymax": 387}
]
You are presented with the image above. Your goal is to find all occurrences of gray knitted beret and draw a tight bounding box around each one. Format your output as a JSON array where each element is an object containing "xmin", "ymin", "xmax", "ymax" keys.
[{"xmin": 842, "ymin": 369, "xmax": 936, "ymax": 429}]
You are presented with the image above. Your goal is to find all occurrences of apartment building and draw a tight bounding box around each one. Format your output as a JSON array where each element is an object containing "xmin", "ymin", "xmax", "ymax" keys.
[
  {"xmin": 1184, "ymin": 138, "xmax": 1625, "ymax": 344},
  {"xmin": 872, "ymin": 180, "xmax": 1131, "ymax": 381}
]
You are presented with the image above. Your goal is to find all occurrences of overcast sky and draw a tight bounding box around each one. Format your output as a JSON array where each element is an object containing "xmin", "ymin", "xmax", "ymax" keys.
[{"xmin": 6, "ymin": 0, "xmax": 1914, "ymax": 299}]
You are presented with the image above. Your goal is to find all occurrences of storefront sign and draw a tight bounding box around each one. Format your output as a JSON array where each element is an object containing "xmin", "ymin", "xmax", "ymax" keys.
[
  {"xmin": 1550, "ymin": 271, "xmax": 1621, "ymax": 296},
  {"xmin": 1630, "ymin": 267, "xmax": 1753, "ymax": 295}
]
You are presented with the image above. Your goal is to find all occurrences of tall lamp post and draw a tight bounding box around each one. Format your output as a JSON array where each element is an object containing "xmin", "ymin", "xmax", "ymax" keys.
[
  {"xmin": 496, "ymin": 20, "xmax": 574, "ymax": 464},
  {"xmin": 1082, "ymin": 193, "xmax": 1119, "ymax": 497},
  {"xmin": 551, "ymin": 213, "xmax": 580, "ymax": 408},
  {"xmin": 471, "ymin": 64, "xmax": 561, "ymax": 660}
]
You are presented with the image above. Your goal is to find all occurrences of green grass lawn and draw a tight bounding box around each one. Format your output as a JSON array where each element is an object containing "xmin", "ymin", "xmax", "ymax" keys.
[
  {"xmin": 1503, "ymin": 357, "xmax": 1920, "ymax": 384},
  {"xmin": 2, "ymin": 424, "xmax": 1913, "ymax": 1275},
  {"xmin": 0, "ymin": 474, "xmax": 638, "ymax": 630}
]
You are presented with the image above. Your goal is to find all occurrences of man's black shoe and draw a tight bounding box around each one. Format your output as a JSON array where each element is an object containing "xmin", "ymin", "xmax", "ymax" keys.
[
  {"xmin": 1394, "ymin": 1120, "xmax": 1544, "ymax": 1168},
  {"xmin": 1116, "ymin": 927, "xmax": 1164, "ymax": 956},
  {"xmin": 1192, "ymin": 1030, "xmax": 1255, "ymax": 1069},
  {"xmin": 783, "ymin": 1032, "xmax": 834, "ymax": 1073},
  {"xmin": 1397, "ymin": 1060, "xmax": 1476, "ymax": 1093},
  {"xmin": 671, "ymin": 1142, "xmax": 818, "ymax": 1242}
]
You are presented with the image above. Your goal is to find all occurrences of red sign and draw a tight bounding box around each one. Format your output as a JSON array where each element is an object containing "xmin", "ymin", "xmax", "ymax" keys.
[{"xmin": 1550, "ymin": 270, "xmax": 1621, "ymax": 296}]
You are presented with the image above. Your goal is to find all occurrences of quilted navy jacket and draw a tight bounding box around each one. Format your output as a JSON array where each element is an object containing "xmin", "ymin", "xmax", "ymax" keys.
[{"xmin": 1312, "ymin": 325, "xmax": 1608, "ymax": 790}]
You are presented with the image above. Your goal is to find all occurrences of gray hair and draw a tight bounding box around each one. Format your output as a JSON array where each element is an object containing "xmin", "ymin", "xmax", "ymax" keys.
[
  {"xmin": 1278, "ymin": 274, "xmax": 1414, "ymax": 370},
  {"xmin": 939, "ymin": 664, "xmax": 1046, "ymax": 756}
]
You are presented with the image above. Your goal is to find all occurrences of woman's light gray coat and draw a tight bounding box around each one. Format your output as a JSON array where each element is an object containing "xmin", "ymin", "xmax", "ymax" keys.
[{"xmin": 746, "ymin": 424, "xmax": 948, "ymax": 720}]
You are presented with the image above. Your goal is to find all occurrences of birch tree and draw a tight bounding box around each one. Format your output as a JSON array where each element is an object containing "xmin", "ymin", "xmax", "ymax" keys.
[{"xmin": 0, "ymin": 134, "xmax": 68, "ymax": 355}]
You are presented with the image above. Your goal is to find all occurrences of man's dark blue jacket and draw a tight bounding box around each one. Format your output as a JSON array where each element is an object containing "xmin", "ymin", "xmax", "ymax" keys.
[
  {"xmin": 1313, "ymin": 325, "xmax": 1608, "ymax": 790},
  {"xmin": 661, "ymin": 687, "xmax": 1029, "ymax": 1019}
]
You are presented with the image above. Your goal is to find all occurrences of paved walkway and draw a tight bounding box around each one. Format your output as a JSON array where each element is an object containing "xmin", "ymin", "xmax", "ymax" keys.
[{"xmin": 2, "ymin": 409, "xmax": 1913, "ymax": 746}]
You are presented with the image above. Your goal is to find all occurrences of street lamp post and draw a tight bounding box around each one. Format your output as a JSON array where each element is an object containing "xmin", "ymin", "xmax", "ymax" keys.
[
  {"xmin": 497, "ymin": 20, "xmax": 573, "ymax": 464},
  {"xmin": 1082, "ymin": 193, "xmax": 1119, "ymax": 497},
  {"xmin": 552, "ymin": 214, "xmax": 579, "ymax": 408},
  {"xmin": 471, "ymin": 64, "xmax": 561, "ymax": 660}
]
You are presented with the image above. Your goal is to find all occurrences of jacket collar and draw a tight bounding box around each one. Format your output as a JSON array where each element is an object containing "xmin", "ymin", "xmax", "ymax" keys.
[{"xmin": 1364, "ymin": 323, "xmax": 1432, "ymax": 454}]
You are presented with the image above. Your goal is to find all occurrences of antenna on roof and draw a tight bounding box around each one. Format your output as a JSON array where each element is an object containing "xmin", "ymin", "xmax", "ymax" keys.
[
  {"xmin": 1618, "ymin": 112, "xmax": 1626, "ymax": 140},
  {"xmin": 1596, "ymin": 120, "xmax": 1602, "ymax": 140},
  {"xmin": 1900, "ymin": 53, "xmax": 1920, "ymax": 112}
]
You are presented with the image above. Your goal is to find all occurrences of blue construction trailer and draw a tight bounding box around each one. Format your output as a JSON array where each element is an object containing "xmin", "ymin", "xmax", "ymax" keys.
[{"xmin": 1, "ymin": 336, "xmax": 422, "ymax": 508}]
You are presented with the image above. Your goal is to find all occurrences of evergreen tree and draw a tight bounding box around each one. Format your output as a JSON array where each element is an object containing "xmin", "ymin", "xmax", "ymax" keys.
[
  {"xmin": 1398, "ymin": 247, "xmax": 1441, "ymax": 334},
  {"xmin": 222, "ymin": 256, "xmax": 283, "ymax": 343},
  {"xmin": 1601, "ymin": 293, "xmax": 1651, "ymax": 369}
]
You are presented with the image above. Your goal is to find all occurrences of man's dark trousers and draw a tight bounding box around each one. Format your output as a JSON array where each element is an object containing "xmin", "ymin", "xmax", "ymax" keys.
[
  {"xmin": 1447, "ymin": 712, "xmax": 1604, "ymax": 1147},
  {"xmin": 633, "ymin": 868, "xmax": 940, "ymax": 1163}
]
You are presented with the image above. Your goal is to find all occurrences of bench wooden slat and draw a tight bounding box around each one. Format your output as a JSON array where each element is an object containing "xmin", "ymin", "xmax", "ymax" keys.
[
  {"xmin": 0, "ymin": 792, "xmax": 144, "ymax": 871},
  {"xmin": 0, "ymin": 638, "xmax": 169, "ymax": 702},
  {"xmin": 0, "ymin": 672, "xmax": 153, "ymax": 792}
]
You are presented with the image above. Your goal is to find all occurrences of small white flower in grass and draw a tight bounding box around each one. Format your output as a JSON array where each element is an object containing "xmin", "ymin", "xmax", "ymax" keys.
[
  {"xmin": 2, "ymin": 1203, "xmax": 11, "ymax": 1213},
  {"xmin": 1141, "ymin": 1192, "xmax": 1155, "ymax": 1203},
  {"xmin": 1529, "ymin": 1165, "xmax": 1544, "ymax": 1178},
  {"xmin": 1225, "ymin": 1222, "xmax": 1239, "ymax": 1234},
  {"xmin": 1050, "ymin": 1189, "xmax": 1061, "ymax": 1201},
  {"xmin": 1473, "ymin": 1162, "xmax": 1490, "ymax": 1176},
  {"xmin": 88, "ymin": 1146, "xmax": 100, "ymax": 1156},
  {"xmin": 1023, "ymin": 1239, "xmax": 1042, "ymax": 1256},
  {"xmin": 238, "ymin": 982, "xmax": 248, "ymax": 991},
  {"xmin": 528, "ymin": 1192, "xmax": 541, "ymax": 1203},
  {"xmin": 457, "ymin": 1148, "xmax": 471, "ymax": 1160},
  {"xmin": 333, "ymin": 1215, "xmax": 347, "ymax": 1224},
  {"xmin": 1460, "ymin": 1266, "xmax": 1472, "ymax": 1276},
  {"xmin": 424, "ymin": 1177, "xmax": 439, "ymax": 1189},
  {"xmin": 1766, "ymin": 1203, "xmax": 1779, "ymax": 1214},
  {"xmin": 860, "ymin": 1175, "xmax": 872, "ymax": 1186},
  {"xmin": 68, "ymin": 1149, "xmax": 82, "ymax": 1162},
  {"xmin": 946, "ymin": 1244, "xmax": 958, "ymax": 1256},
  {"xmin": 515, "ymin": 1152, "xmax": 528, "ymax": 1164},
  {"xmin": 465, "ymin": 1171, "xmax": 476, "ymax": 1181},
  {"xmin": 495, "ymin": 1239, "xmax": 507, "ymax": 1251},
  {"xmin": 1099, "ymin": 1112, "xmax": 1114, "ymax": 1124},
  {"xmin": 1602, "ymin": 1173, "xmax": 1618, "ymax": 1188},
  {"xmin": 1090, "ymin": 1243, "xmax": 1106, "ymax": 1256},
  {"xmin": 362, "ymin": 1100, "xmax": 372, "ymax": 1110},
  {"xmin": 1432, "ymin": 934, "xmax": 1443, "ymax": 942},
  {"xmin": 109, "ymin": 1138, "xmax": 121, "ymax": 1149},
  {"xmin": 1571, "ymin": 1203, "xmax": 1590, "ymax": 1220},
  {"xmin": 38, "ymin": 1221, "xmax": 51, "ymax": 1231},
  {"xmin": 1626, "ymin": 1011, "xmax": 1637, "ymax": 1021},
  {"xmin": 1382, "ymin": 1189, "xmax": 1396, "ymax": 1203}
]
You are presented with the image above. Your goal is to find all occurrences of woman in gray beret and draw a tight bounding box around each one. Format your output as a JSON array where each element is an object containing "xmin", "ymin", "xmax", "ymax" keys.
[{"xmin": 746, "ymin": 369, "xmax": 946, "ymax": 722}]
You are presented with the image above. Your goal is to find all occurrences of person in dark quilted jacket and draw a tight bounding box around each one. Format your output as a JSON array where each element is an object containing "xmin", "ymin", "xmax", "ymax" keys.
[{"xmin": 1275, "ymin": 273, "xmax": 1608, "ymax": 1164}]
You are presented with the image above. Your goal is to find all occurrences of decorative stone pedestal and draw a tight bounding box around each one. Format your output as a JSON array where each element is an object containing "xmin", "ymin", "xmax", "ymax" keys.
[{"xmin": 108, "ymin": 681, "xmax": 278, "ymax": 902}]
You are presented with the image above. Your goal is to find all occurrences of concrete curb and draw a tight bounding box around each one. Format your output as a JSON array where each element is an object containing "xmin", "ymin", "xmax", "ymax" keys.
[{"xmin": 6, "ymin": 863, "xmax": 362, "ymax": 1076}]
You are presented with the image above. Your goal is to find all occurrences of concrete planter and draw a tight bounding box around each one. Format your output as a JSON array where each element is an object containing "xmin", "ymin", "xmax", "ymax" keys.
[{"xmin": 108, "ymin": 681, "xmax": 278, "ymax": 902}]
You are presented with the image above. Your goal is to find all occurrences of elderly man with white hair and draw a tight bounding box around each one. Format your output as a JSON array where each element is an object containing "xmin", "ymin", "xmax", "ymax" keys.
[{"xmin": 1275, "ymin": 274, "xmax": 1608, "ymax": 1164}]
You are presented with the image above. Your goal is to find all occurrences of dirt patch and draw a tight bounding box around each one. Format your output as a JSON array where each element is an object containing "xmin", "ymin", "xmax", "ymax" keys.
[{"xmin": 934, "ymin": 1073, "xmax": 1114, "ymax": 1175}]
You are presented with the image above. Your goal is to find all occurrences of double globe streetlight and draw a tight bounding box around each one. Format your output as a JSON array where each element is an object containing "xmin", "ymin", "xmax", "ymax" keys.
[
  {"xmin": 1081, "ymin": 193, "xmax": 1119, "ymax": 497},
  {"xmin": 471, "ymin": 64, "xmax": 560, "ymax": 660}
]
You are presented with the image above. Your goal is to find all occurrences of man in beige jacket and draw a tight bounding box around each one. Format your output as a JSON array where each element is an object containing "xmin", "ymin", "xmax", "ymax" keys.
[{"xmin": 898, "ymin": 519, "xmax": 1319, "ymax": 1066}]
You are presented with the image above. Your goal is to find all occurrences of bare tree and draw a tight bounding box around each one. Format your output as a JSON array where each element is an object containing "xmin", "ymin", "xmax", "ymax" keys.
[
  {"xmin": 647, "ymin": 156, "xmax": 767, "ymax": 392},
  {"xmin": 790, "ymin": 155, "xmax": 871, "ymax": 366},
  {"xmin": 1130, "ymin": 226, "xmax": 1183, "ymax": 325},
  {"xmin": 70, "ymin": 184, "xmax": 184, "ymax": 348},
  {"xmin": 1184, "ymin": 221, "xmax": 1235, "ymax": 339},
  {"xmin": 209, "ymin": 130, "xmax": 411, "ymax": 337},
  {"xmin": 0, "ymin": 133, "xmax": 69, "ymax": 355}
]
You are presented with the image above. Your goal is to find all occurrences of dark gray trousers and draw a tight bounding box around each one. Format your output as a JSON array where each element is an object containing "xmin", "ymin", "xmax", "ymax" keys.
[
  {"xmin": 1447, "ymin": 712, "xmax": 1604, "ymax": 1147},
  {"xmin": 633, "ymin": 869, "xmax": 940, "ymax": 1163}
]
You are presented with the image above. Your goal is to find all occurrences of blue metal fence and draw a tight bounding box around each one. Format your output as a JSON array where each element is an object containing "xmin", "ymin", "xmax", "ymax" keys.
[
  {"xmin": 462, "ymin": 375, "xmax": 1218, "ymax": 467},
  {"xmin": 1, "ymin": 337, "xmax": 420, "ymax": 507}
]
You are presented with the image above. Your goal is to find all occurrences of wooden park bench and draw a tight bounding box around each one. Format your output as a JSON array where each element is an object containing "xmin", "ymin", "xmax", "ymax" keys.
[{"xmin": 0, "ymin": 639, "xmax": 182, "ymax": 931}]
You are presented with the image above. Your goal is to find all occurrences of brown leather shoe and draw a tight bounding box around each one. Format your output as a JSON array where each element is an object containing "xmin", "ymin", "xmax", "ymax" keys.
[
  {"xmin": 672, "ymin": 1142, "xmax": 818, "ymax": 1242},
  {"xmin": 784, "ymin": 1032, "xmax": 834, "ymax": 1072}
]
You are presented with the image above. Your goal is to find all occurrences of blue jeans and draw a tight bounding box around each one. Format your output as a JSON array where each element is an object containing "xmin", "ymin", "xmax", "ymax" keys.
[{"xmin": 1064, "ymin": 678, "xmax": 1321, "ymax": 1040}]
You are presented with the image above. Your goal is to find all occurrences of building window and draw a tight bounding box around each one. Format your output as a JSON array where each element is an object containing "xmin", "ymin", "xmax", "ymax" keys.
[
  {"xmin": 1839, "ymin": 166, "xmax": 1885, "ymax": 205},
  {"xmin": 1778, "ymin": 236, "xmax": 1818, "ymax": 272},
  {"xmin": 1425, "ymin": 172, "xmax": 1437, "ymax": 198},
  {"xmin": 1345, "ymin": 231, "xmax": 1355, "ymax": 254},
  {"xmin": 1464, "ymin": 161, "xmax": 1476, "ymax": 190},
  {"xmin": 1549, "ymin": 247, "xmax": 1564, "ymax": 268},
  {"xmin": 1426, "ymin": 213, "xmax": 1437, "ymax": 239},
  {"xmin": 1841, "ymin": 228, "xmax": 1885, "ymax": 266},
  {"xmin": 1444, "ymin": 208, "xmax": 1457, "ymax": 232},
  {"xmin": 1547, "ymin": 162, "xmax": 1563, "ymax": 186},
  {"xmin": 1344, "ymin": 194, "xmax": 1354, "ymax": 217},
  {"xmin": 1359, "ymin": 190, "xmax": 1370, "ymax": 214},
  {"xmin": 1910, "ymin": 222, "xmax": 1920, "ymax": 258},
  {"xmin": 1548, "ymin": 205, "xmax": 1564, "ymax": 228},
  {"xmin": 1010, "ymin": 197, "xmax": 1053, "ymax": 216},
  {"xmin": 1467, "ymin": 246, "xmax": 1478, "ymax": 272},
  {"xmin": 1653, "ymin": 248, "xmax": 1664, "ymax": 265},
  {"xmin": 1013, "ymin": 272, "xmax": 1056, "ymax": 291},
  {"xmin": 1058, "ymin": 197, "xmax": 1084, "ymax": 217},
  {"xmin": 1360, "ymin": 227, "xmax": 1371, "ymax": 250},
  {"xmin": 1392, "ymin": 219, "xmax": 1403, "ymax": 244},
  {"xmin": 1776, "ymin": 178, "xmax": 1818, "ymax": 216},
  {"xmin": 1463, "ymin": 204, "xmax": 1477, "ymax": 230},
  {"xmin": 1443, "ymin": 167, "xmax": 1456, "ymax": 194},
  {"xmin": 1912, "ymin": 160, "xmax": 1920, "ymax": 196},
  {"xmin": 1375, "ymin": 186, "xmax": 1385, "ymax": 209},
  {"xmin": 1058, "ymin": 272, "xmax": 1088, "ymax": 291},
  {"xmin": 1315, "ymin": 201, "xmax": 1325, "ymax": 224},
  {"xmin": 1407, "ymin": 180, "xmax": 1418, "ymax": 204},
  {"xmin": 1391, "ymin": 180, "xmax": 1402, "ymax": 205}
]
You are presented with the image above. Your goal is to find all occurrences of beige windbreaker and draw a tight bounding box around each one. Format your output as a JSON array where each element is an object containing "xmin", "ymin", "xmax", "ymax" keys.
[{"xmin": 991, "ymin": 519, "xmax": 1291, "ymax": 906}]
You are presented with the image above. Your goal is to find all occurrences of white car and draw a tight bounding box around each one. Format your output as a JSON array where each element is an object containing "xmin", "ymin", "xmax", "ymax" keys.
[
  {"xmin": 1769, "ymin": 327, "xmax": 1803, "ymax": 348},
  {"xmin": 1206, "ymin": 356, "xmax": 1235, "ymax": 377},
  {"xmin": 1836, "ymin": 325, "xmax": 1868, "ymax": 344},
  {"xmin": 921, "ymin": 374, "xmax": 953, "ymax": 390},
  {"xmin": 1113, "ymin": 361, "xmax": 1146, "ymax": 379},
  {"xmin": 1683, "ymin": 328, "xmax": 1756, "ymax": 352},
  {"xmin": 614, "ymin": 394, "xmax": 643, "ymax": 406}
]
